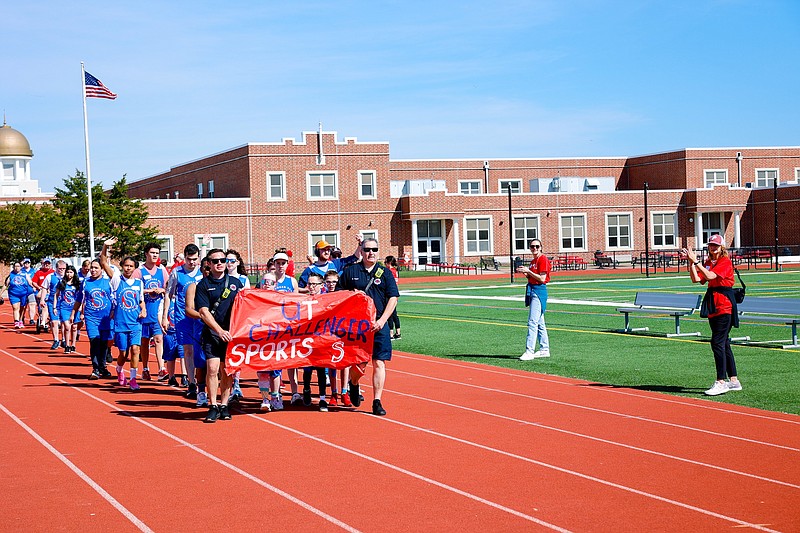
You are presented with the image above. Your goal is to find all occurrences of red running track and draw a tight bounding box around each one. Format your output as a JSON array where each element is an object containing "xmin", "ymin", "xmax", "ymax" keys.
[{"xmin": 1, "ymin": 313, "xmax": 799, "ymax": 532}]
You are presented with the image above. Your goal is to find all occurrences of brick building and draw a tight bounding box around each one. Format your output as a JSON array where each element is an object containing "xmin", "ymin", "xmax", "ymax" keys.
[{"xmin": 126, "ymin": 129, "xmax": 800, "ymax": 267}]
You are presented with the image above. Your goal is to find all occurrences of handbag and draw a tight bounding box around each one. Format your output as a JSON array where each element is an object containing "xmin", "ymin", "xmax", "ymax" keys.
[{"xmin": 733, "ymin": 267, "xmax": 746, "ymax": 304}]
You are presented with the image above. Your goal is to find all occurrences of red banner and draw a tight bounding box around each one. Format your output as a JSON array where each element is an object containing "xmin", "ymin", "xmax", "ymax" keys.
[{"xmin": 225, "ymin": 289, "xmax": 376, "ymax": 374}]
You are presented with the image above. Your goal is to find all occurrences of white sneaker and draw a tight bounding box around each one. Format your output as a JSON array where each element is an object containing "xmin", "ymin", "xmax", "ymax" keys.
[
  {"xmin": 260, "ymin": 398, "xmax": 272, "ymax": 412},
  {"xmin": 727, "ymin": 380, "xmax": 743, "ymax": 391},
  {"xmin": 270, "ymin": 396, "xmax": 284, "ymax": 411},
  {"xmin": 196, "ymin": 391, "xmax": 208, "ymax": 407},
  {"xmin": 536, "ymin": 351, "xmax": 550, "ymax": 358},
  {"xmin": 520, "ymin": 350, "xmax": 538, "ymax": 361},
  {"xmin": 704, "ymin": 381, "xmax": 729, "ymax": 396}
]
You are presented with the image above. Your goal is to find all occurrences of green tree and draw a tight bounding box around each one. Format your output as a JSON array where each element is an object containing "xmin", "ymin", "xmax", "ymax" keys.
[{"xmin": 0, "ymin": 202, "xmax": 73, "ymax": 264}]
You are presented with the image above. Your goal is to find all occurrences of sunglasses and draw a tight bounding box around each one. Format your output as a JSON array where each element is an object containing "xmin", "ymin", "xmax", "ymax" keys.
[
  {"xmin": 363, "ymin": 247, "xmax": 379, "ymax": 252},
  {"xmin": 308, "ymin": 282, "xmax": 323, "ymax": 287},
  {"xmin": 209, "ymin": 258, "xmax": 226, "ymax": 264},
  {"xmin": 530, "ymin": 245, "xmax": 541, "ymax": 249},
  {"xmin": 226, "ymin": 258, "xmax": 238, "ymax": 263}
]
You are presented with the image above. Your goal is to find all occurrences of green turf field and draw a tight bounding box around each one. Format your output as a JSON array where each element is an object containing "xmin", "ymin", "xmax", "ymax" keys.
[{"xmin": 395, "ymin": 270, "xmax": 800, "ymax": 415}]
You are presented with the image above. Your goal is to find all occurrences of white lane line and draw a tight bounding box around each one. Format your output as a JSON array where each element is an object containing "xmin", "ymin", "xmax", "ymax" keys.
[
  {"xmin": 366, "ymin": 412, "xmax": 784, "ymax": 533},
  {"xmin": 0, "ymin": 349, "xmax": 360, "ymax": 533},
  {"xmin": 395, "ymin": 353, "xmax": 800, "ymax": 427},
  {"xmin": 385, "ymin": 388, "xmax": 800, "ymax": 489},
  {"xmin": 391, "ymin": 368, "xmax": 800, "ymax": 452},
  {"xmin": 0, "ymin": 402, "xmax": 154, "ymax": 533},
  {"xmin": 242, "ymin": 411, "xmax": 572, "ymax": 532}
]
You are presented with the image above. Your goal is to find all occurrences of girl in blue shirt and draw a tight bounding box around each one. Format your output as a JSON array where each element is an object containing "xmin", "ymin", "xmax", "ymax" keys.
[{"xmin": 54, "ymin": 265, "xmax": 82, "ymax": 353}]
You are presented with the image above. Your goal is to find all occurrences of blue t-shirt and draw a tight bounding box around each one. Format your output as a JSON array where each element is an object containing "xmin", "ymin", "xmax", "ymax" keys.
[
  {"xmin": 169, "ymin": 265, "xmax": 203, "ymax": 322},
  {"xmin": 139, "ymin": 265, "xmax": 167, "ymax": 324},
  {"xmin": 113, "ymin": 277, "xmax": 144, "ymax": 332},
  {"xmin": 81, "ymin": 276, "xmax": 116, "ymax": 331}
]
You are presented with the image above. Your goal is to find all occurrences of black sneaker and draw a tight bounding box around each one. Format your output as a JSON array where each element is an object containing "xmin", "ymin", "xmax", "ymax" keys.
[
  {"xmin": 51, "ymin": 340, "xmax": 60, "ymax": 350},
  {"xmin": 204, "ymin": 405, "xmax": 220, "ymax": 423},
  {"xmin": 105, "ymin": 349, "xmax": 113, "ymax": 363},
  {"xmin": 167, "ymin": 376, "xmax": 179, "ymax": 387},
  {"xmin": 219, "ymin": 405, "xmax": 232, "ymax": 421},
  {"xmin": 319, "ymin": 399, "xmax": 329, "ymax": 412},
  {"xmin": 348, "ymin": 381, "xmax": 361, "ymax": 407},
  {"xmin": 100, "ymin": 369, "xmax": 113, "ymax": 379},
  {"xmin": 372, "ymin": 399, "xmax": 386, "ymax": 416},
  {"xmin": 60, "ymin": 340, "xmax": 67, "ymax": 349},
  {"xmin": 186, "ymin": 382, "xmax": 198, "ymax": 399},
  {"xmin": 302, "ymin": 388, "xmax": 312, "ymax": 407},
  {"xmin": 180, "ymin": 375, "xmax": 189, "ymax": 387}
]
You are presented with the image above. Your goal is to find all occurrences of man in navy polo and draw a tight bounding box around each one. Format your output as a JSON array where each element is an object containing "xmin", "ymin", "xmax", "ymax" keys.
[{"xmin": 338, "ymin": 237, "xmax": 399, "ymax": 416}]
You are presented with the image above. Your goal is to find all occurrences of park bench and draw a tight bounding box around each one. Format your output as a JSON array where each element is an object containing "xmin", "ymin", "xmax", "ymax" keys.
[
  {"xmin": 480, "ymin": 256, "xmax": 501, "ymax": 271},
  {"xmin": 731, "ymin": 296, "xmax": 800, "ymax": 349},
  {"xmin": 617, "ymin": 292, "xmax": 702, "ymax": 337}
]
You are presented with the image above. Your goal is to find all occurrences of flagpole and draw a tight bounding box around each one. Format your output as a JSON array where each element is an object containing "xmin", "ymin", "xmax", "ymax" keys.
[{"xmin": 81, "ymin": 61, "xmax": 97, "ymax": 259}]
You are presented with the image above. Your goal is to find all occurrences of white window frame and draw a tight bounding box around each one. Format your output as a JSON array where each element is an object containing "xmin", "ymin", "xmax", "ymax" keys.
[
  {"xmin": 755, "ymin": 168, "xmax": 779, "ymax": 188},
  {"xmin": 358, "ymin": 170, "xmax": 377, "ymax": 200},
  {"xmin": 651, "ymin": 212, "xmax": 677, "ymax": 249},
  {"xmin": 308, "ymin": 231, "xmax": 340, "ymax": 257},
  {"xmin": 704, "ymin": 169, "xmax": 728, "ymax": 187},
  {"xmin": 267, "ymin": 172, "xmax": 286, "ymax": 202},
  {"xmin": 559, "ymin": 213, "xmax": 587, "ymax": 252},
  {"xmin": 359, "ymin": 230, "xmax": 379, "ymax": 245},
  {"xmin": 605, "ymin": 212, "xmax": 633, "ymax": 251},
  {"xmin": 156, "ymin": 235, "xmax": 174, "ymax": 265},
  {"xmin": 701, "ymin": 213, "xmax": 724, "ymax": 244},
  {"xmin": 458, "ymin": 180, "xmax": 482, "ymax": 195},
  {"xmin": 307, "ymin": 171, "xmax": 338, "ymax": 200},
  {"xmin": 174, "ymin": 191, "xmax": 179, "ymax": 199},
  {"xmin": 208, "ymin": 180, "xmax": 215, "ymax": 199},
  {"xmin": 794, "ymin": 168, "xmax": 800, "ymax": 184},
  {"xmin": 498, "ymin": 179, "xmax": 522, "ymax": 194},
  {"xmin": 463, "ymin": 216, "xmax": 493, "ymax": 256},
  {"xmin": 197, "ymin": 182, "xmax": 203, "ymax": 198},
  {"xmin": 512, "ymin": 215, "xmax": 540, "ymax": 253},
  {"xmin": 194, "ymin": 233, "xmax": 228, "ymax": 255},
  {"xmin": 165, "ymin": 192, "xmax": 170, "ymax": 199}
]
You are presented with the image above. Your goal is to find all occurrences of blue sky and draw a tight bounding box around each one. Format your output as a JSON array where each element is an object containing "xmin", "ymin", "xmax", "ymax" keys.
[{"xmin": 4, "ymin": 0, "xmax": 799, "ymax": 193}]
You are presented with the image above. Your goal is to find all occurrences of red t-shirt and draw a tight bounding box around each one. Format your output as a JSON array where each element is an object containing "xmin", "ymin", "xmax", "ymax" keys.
[
  {"xmin": 31, "ymin": 268, "xmax": 53, "ymax": 289},
  {"xmin": 701, "ymin": 255, "xmax": 734, "ymax": 317},
  {"xmin": 527, "ymin": 255, "xmax": 551, "ymax": 285}
]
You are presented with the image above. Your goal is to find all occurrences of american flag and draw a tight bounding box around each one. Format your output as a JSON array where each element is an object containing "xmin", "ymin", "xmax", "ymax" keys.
[{"xmin": 84, "ymin": 71, "xmax": 117, "ymax": 100}]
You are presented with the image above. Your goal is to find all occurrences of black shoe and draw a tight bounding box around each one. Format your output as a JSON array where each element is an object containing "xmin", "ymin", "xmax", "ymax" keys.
[
  {"xmin": 60, "ymin": 340, "xmax": 67, "ymax": 349},
  {"xmin": 372, "ymin": 399, "xmax": 386, "ymax": 416},
  {"xmin": 348, "ymin": 381, "xmax": 361, "ymax": 407},
  {"xmin": 204, "ymin": 405, "xmax": 220, "ymax": 423},
  {"xmin": 393, "ymin": 333, "xmax": 402, "ymax": 340},
  {"xmin": 63, "ymin": 346, "xmax": 69, "ymax": 354},
  {"xmin": 180, "ymin": 374, "xmax": 189, "ymax": 387},
  {"xmin": 105, "ymin": 349, "xmax": 113, "ymax": 364},
  {"xmin": 186, "ymin": 382, "xmax": 198, "ymax": 399},
  {"xmin": 302, "ymin": 388, "xmax": 312, "ymax": 407},
  {"xmin": 319, "ymin": 399, "xmax": 329, "ymax": 412},
  {"xmin": 167, "ymin": 376, "xmax": 179, "ymax": 387},
  {"xmin": 100, "ymin": 369, "xmax": 113, "ymax": 379},
  {"xmin": 228, "ymin": 392, "xmax": 240, "ymax": 404},
  {"xmin": 51, "ymin": 340, "xmax": 60, "ymax": 350},
  {"xmin": 219, "ymin": 405, "xmax": 232, "ymax": 420}
]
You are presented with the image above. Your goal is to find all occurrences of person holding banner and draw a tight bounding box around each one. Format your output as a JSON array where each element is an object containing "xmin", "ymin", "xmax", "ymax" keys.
[
  {"xmin": 338, "ymin": 237, "xmax": 399, "ymax": 416},
  {"xmin": 301, "ymin": 273, "xmax": 329, "ymax": 411},
  {"xmin": 194, "ymin": 248, "xmax": 244, "ymax": 423}
]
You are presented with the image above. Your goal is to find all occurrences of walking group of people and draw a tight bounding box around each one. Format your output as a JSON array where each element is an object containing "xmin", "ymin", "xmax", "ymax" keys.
[{"xmin": 1, "ymin": 235, "xmax": 400, "ymax": 422}]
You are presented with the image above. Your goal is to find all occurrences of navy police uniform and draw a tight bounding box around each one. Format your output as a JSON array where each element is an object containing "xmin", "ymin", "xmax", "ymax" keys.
[
  {"xmin": 339, "ymin": 261, "xmax": 399, "ymax": 360},
  {"xmin": 194, "ymin": 274, "xmax": 244, "ymax": 361}
]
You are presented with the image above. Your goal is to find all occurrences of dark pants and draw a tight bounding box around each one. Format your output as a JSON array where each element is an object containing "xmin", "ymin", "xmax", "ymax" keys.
[
  {"xmin": 89, "ymin": 337, "xmax": 108, "ymax": 374},
  {"xmin": 303, "ymin": 367, "xmax": 326, "ymax": 397},
  {"xmin": 709, "ymin": 314, "xmax": 737, "ymax": 381},
  {"xmin": 387, "ymin": 310, "xmax": 400, "ymax": 331}
]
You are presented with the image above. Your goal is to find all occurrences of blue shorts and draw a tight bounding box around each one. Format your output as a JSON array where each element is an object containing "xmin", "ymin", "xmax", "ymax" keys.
[
  {"xmin": 141, "ymin": 321, "xmax": 163, "ymax": 338},
  {"xmin": 86, "ymin": 325, "xmax": 112, "ymax": 341},
  {"xmin": 175, "ymin": 317, "xmax": 202, "ymax": 346},
  {"xmin": 9, "ymin": 293, "xmax": 26, "ymax": 306},
  {"xmin": 372, "ymin": 325, "xmax": 393, "ymax": 361},
  {"xmin": 58, "ymin": 307, "xmax": 80, "ymax": 323},
  {"xmin": 46, "ymin": 301, "xmax": 58, "ymax": 322},
  {"xmin": 162, "ymin": 331, "xmax": 184, "ymax": 361},
  {"xmin": 114, "ymin": 327, "xmax": 143, "ymax": 351}
]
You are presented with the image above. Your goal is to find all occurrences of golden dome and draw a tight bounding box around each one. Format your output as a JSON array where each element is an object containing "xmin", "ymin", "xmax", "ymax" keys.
[{"xmin": 0, "ymin": 122, "xmax": 33, "ymax": 157}]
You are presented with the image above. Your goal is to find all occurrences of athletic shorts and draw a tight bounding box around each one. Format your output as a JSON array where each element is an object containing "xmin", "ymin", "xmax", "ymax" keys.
[
  {"xmin": 175, "ymin": 317, "xmax": 202, "ymax": 346},
  {"xmin": 202, "ymin": 334, "xmax": 228, "ymax": 362},
  {"xmin": 372, "ymin": 325, "xmax": 393, "ymax": 361},
  {"xmin": 58, "ymin": 307, "xmax": 80, "ymax": 323},
  {"xmin": 257, "ymin": 369, "xmax": 282, "ymax": 379},
  {"xmin": 114, "ymin": 327, "xmax": 143, "ymax": 351},
  {"xmin": 86, "ymin": 325, "xmax": 112, "ymax": 341},
  {"xmin": 141, "ymin": 321, "xmax": 163, "ymax": 339},
  {"xmin": 27, "ymin": 293, "xmax": 37, "ymax": 305},
  {"xmin": 46, "ymin": 301, "xmax": 58, "ymax": 322},
  {"xmin": 8, "ymin": 294, "xmax": 26, "ymax": 306},
  {"xmin": 162, "ymin": 331, "xmax": 184, "ymax": 361}
]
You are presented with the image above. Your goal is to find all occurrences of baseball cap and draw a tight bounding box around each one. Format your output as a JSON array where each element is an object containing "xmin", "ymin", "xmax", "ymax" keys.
[
  {"xmin": 22, "ymin": 258, "xmax": 31, "ymax": 263},
  {"xmin": 273, "ymin": 252, "xmax": 290, "ymax": 262},
  {"xmin": 707, "ymin": 234, "xmax": 725, "ymax": 246},
  {"xmin": 314, "ymin": 240, "xmax": 332, "ymax": 250},
  {"xmin": 42, "ymin": 257, "xmax": 52, "ymax": 264}
]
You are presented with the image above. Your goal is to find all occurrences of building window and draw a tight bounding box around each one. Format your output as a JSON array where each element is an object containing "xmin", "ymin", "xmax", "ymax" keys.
[
  {"xmin": 307, "ymin": 172, "xmax": 337, "ymax": 200},
  {"xmin": 606, "ymin": 213, "xmax": 632, "ymax": 250},
  {"xmin": 360, "ymin": 230, "xmax": 378, "ymax": 243},
  {"xmin": 309, "ymin": 231, "xmax": 339, "ymax": 255},
  {"xmin": 2, "ymin": 161, "xmax": 14, "ymax": 179},
  {"xmin": 156, "ymin": 236, "xmax": 174, "ymax": 265},
  {"xmin": 499, "ymin": 179, "xmax": 522, "ymax": 194},
  {"xmin": 559, "ymin": 215, "xmax": 586, "ymax": 251},
  {"xmin": 459, "ymin": 180, "xmax": 481, "ymax": 195},
  {"xmin": 701, "ymin": 213, "xmax": 723, "ymax": 244},
  {"xmin": 197, "ymin": 182, "xmax": 203, "ymax": 198},
  {"xmin": 704, "ymin": 169, "xmax": 728, "ymax": 187},
  {"xmin": 266, "ymin": 172, "xmax": 285, "ymax": 201},
  {"xmin": 513, "ymin": 216, "xmax": 539, "ymax": 252},
  {"xmin": 465, "ymin": 217, "xmax": 492, "ymax": 254},
  {"xmin": 195, "ymin": 233, "xmax": 228, "ymax": 252},
  {"xmin": 208, "ymin": 180, "xmax": 215, "ymax": 199},
  {"xmin": 358, "ymin": 171, "xmax": 376, "ymax": 199},
  {"xmin": 174, "ymin": 191, "xmax": 179, "ymax": 199},
  {"xmin": 652, "ymin": 213, "xmax": 676, "ymax": 248},
  {"xmin": 795, "ymin": 168, "xmax": 800, "ymax": 183},
  {"xmin": 165, "ymin": 192, "xmax": 170, "ymax": 199},
  {"xmin": 755, "ymin": 169, "xmax": 778, "ymax": 188}
]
